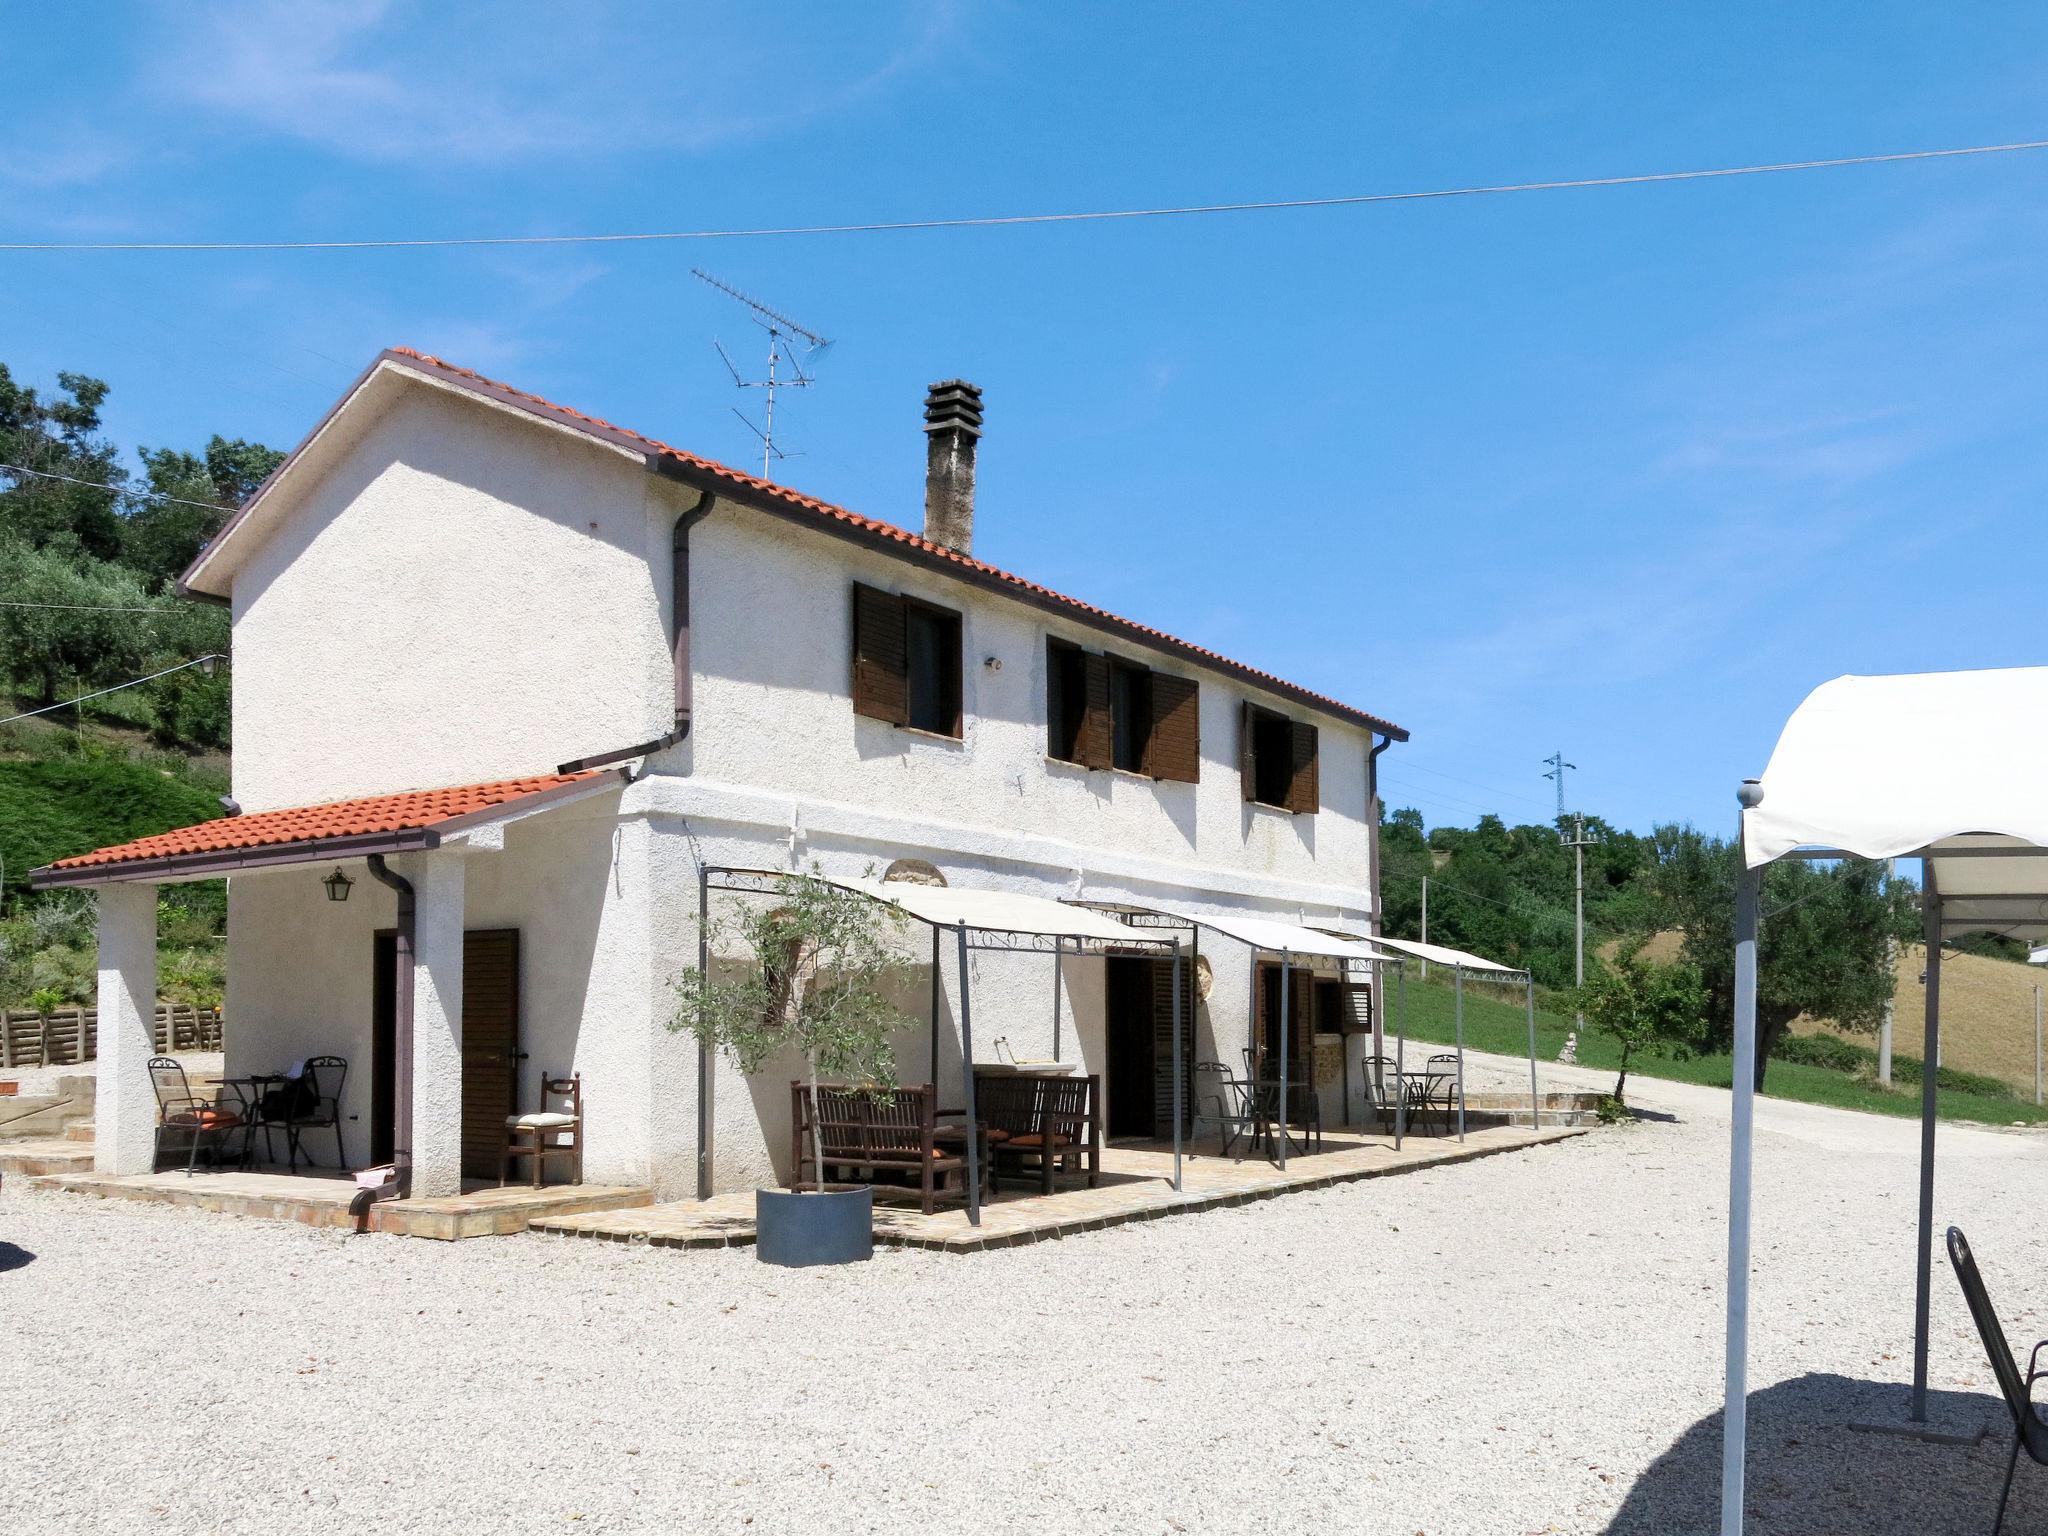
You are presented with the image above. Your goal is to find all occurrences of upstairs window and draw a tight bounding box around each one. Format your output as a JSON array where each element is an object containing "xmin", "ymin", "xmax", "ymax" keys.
[
  {"xmin": 1046, "ymin": 638, "xmax": 1199, "ymax": 782},
  {"xmin": 1241, "ymin": 701, "xmax": 1318, "ymax": 813},
  {"xmin": 852, "ymin": 583, "xmax": 962, "ymax": 737}
]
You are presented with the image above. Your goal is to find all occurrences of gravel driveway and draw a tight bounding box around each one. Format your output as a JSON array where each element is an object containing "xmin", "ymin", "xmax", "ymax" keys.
[{"xmin": 4, "ymin": 1055, "xmax": 2043, "ymax": 1535}]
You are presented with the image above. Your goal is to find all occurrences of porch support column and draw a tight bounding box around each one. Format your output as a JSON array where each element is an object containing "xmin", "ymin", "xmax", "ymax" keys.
[
  {"xmin": 94, "ymin": 881, "xmax": 159, "ymax": 1175},
  {"xmin": 408, "ymin": 854, "xmax": 467, "ymax": 1198}
]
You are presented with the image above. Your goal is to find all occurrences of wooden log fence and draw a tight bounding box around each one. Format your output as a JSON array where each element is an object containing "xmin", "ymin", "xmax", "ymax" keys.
[{"xmin": 0, "ymin": 1004, "xmax": 222, "ymax": 1069}]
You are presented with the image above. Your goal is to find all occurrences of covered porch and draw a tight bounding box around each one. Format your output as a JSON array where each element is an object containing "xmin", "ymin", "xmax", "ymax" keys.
[{"xmin": 28, "ymin": 769, "xmax": 657, "ymax": 1234}]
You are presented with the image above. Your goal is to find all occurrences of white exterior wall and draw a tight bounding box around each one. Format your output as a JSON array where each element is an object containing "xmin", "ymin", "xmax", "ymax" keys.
[{"xmin": 224, "ymin": 382, "xmax": 680, "ymax": 811}]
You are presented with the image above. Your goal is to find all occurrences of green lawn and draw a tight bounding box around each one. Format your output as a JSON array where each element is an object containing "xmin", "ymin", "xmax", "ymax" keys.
[{"xmin": 1388, "ymin": 974, "xmax": 2048, "ymax": 1127}]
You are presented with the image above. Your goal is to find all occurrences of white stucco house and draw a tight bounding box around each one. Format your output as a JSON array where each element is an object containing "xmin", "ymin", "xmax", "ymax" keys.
[{"xmin": 34, "ymin": 348, "xmax": 1409, "ymax": 1202}]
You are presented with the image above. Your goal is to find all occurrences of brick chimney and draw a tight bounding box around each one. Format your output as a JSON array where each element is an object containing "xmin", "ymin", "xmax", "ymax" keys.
[{"xmin": 922, "ymin": 380, "xmax": 982, "ymax": 554}]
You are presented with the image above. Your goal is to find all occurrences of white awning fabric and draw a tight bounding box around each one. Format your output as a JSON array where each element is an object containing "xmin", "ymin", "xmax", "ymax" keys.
[
  {"xmin": 1124, "ymin": 906, "xmax": 1384, "ymax": 964},
  {"xmin": 1360, "ymin": 934, "xmax": 1526, "ymax": 977},
  {"xmin": 841, "ymin": 879, "xmax": 1161, "ymax": 946},
  {"xmin": 1741, "ymin": 668, "xmax": 2048, "ymax": 937}
]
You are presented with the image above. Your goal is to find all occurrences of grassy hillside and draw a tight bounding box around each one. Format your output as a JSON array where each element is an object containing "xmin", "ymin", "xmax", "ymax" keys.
[
  {"xmin": 0, "ymin": 754, "xmax": 222, "ymax": 900},
  {"xmin": 1796, "ymin": 943, "xmax": 2047, "ymax": 1101},
  {"xmin": 1393, "ymin": 971, "xmax": 2048, "ymax": 1126}
]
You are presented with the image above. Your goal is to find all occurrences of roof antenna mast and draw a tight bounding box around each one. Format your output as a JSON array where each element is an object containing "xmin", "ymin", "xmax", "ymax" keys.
[{"xmin": 692, "ymin": 268, "xmax": 833, "ymax": 476}]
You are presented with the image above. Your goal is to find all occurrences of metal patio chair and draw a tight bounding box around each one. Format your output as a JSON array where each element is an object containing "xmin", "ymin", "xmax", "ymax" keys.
[
  {"xmin": 148, "ymin": 1057, "xmax": 245, "ymax": 1176},
  {"xmin": 1359, "ymin": 1054, "xmax": 1400, "ymax": 1134},
  {"xmin": 284, "ymin": 1056, "xmax": 348, "ymax": 1172},
  {"xmin": 1949, "ymin": 1226, "xmax": 2048, "ymax": 1533}
]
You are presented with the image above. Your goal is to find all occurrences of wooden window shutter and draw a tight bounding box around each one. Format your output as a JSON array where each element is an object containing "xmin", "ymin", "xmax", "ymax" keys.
[
  {"xmin": 850, "ymin": 583, "xmax": 908, "ymax": 725},
  {"xmin": 1079, "ymin": 653, "xmax": 1113, "ymax": 769},
  {"xmin": 1286, "ymin": 720, "xmax": 1320, "ymax": 814},
  {"xmin": 1144, "ymin": 673, "xmax": 1200, "ymax": 783},
  {"xmin": 1239, "ymin": 701, "xmax": 1260, "ymax": 801}
]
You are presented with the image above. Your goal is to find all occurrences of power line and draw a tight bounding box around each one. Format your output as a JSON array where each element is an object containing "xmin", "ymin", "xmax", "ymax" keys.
[
  {"xmin": 0, "ymin": 653, "xmax": 226, "ymax": 728},
  {"xmin": 0, "ymin": 461, "xmax": 232, "ymax": 514},
  {"xmin": 5, "ymin": 139, "xmax": 2044, "ymax": 253}
]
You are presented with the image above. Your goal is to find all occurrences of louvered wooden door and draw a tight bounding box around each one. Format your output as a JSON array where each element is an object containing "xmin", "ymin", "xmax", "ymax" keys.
[{"xmin": 460, "ymin": 930, "xmax": 521, "ymax": 1181}]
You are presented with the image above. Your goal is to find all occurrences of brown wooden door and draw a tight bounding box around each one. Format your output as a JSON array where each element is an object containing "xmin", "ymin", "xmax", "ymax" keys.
[{"xmin": 460, "ymin": 930, "xmax": 521, "ymax": 1181}]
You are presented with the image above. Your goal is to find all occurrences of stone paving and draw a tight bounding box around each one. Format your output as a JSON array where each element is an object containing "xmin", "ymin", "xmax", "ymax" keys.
[
  {"xmin": 531, "ymin": 1122, "xmax": 1583, "ymax": 1252},
  {"xmin": 35, "ymin": 1165, "xmax": 651, "ymax": 1239}
]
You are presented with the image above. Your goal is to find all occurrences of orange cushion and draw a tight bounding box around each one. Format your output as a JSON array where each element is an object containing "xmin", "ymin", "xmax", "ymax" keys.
[
  {"xmin": 167, "ymin": 1109, "xmax": 240, "ymax": 1129},
  {"xmin": 1005, "ymin": 1133, "xmax": 1073, "ymax": 1150}
]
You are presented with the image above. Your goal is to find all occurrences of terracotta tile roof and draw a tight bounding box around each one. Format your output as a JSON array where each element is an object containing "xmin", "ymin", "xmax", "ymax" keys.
[
  {"xmin": 38, "ymin": 772, "xmax": 612, "ymax": 879},
  {"xmin": 380, "ymin": 347, "xmax": 1407, "ymax": 740}
]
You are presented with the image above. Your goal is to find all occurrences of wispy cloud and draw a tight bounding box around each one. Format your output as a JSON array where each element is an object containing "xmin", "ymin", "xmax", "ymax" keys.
[{"xmin": 145, "ymin": 0, "xmax": 965, "ymax": 168}]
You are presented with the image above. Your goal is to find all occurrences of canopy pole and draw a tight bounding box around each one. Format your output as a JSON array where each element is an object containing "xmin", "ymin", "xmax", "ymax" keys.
[
  {"xmin": 957, "ymin": 921, "xmax": 982, "ymax": 1228},
  {"xmin": 1525, "ymin": 976, "xmax": 1540, "ymax": 1131},
  {"xmin": 1394, "ymin": 960, "xmax": 1407, "ymax": 1151},
  {"xmin": 1170, "ymin": 933, "xmax": 1184, "ymax": 1192},
  {"xmin": 1912, "ymin": 874, "xmax": 1943, "ymax": 1422},
  {"xmin": 1721, "ymin": 851, "xmax": 1762, "ymax": 1536},
  {"xmin": 696, "ymin": 861, "xmax": 713, "ymax": 1201},
  {"xmin": 929, "ymin": 925, "xmax": 941, "ymax": 1091},
  {"xmin": 1051, "ymin": 936, "xmax": 1064, "ymax": 1061},
  {"xmin": 1277, "ymin": 949, "xmax": 1292, "ymax": 1170},
  {"xmin": 1454, "ymin": 965, "xmax": 1467, "ymax": 1143}
]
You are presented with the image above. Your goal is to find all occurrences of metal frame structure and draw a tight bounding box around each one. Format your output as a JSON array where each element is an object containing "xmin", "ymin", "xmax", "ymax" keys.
[
  {"xmin": 1722, "ymin": 833, "xmax": 2048, "ymax": 1535},
  {"xmin": 694, "ymin": 866, "xmax": 1180, "ymax": 1225}
]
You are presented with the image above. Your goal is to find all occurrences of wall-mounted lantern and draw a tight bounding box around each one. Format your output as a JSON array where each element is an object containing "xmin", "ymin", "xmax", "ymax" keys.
[{"xmin": 323, "ymin": 868, "xmax": 354, "ymax": 903}]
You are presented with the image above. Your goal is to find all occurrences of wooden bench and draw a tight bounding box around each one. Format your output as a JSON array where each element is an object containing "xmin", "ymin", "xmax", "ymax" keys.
[
  {"xmin": 790, "ymin": 1082, "xmax": 979, "ymax": 1215},
  {"xmin": 975, "ymin": 1071, "xmax": 1101, "ymax": 1195}
]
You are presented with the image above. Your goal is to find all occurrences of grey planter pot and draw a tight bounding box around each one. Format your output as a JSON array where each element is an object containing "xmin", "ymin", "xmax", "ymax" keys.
[{"xmin": 755, "ymin": 1185, "xmax": 873, "ymax": 1266}]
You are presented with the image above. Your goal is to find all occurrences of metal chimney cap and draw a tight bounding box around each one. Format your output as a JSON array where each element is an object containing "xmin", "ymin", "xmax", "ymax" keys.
[{"xmin": 923, "ymin": 380, "xmax": 984, "ymax": 436}]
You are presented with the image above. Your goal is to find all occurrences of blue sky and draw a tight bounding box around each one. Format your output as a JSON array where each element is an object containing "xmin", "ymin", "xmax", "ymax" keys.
[{"xmin": 4, "ymin": 2, "xmax": 2045, "ymax": 836}]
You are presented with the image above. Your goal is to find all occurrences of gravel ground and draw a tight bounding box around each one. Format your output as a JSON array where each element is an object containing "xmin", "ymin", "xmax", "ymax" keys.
[{"xmin": 4, "ymin": 1055, "xmax": 2043, "ymax": 1535}]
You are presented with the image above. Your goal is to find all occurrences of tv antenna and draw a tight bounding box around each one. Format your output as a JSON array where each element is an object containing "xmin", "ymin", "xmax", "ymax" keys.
[{"xmin": 693, "ymin": 268, "xmax": 832, "ymax": 476}]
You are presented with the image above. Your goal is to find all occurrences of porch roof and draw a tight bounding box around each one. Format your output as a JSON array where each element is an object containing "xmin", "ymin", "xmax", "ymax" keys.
[
  {"xmin": 1346, "ymin": 933, "xmax": 1526, "ymax": 977},
  {"xmin": 29, "ymin": 769, "xmax": 627, "ymax": 888}
]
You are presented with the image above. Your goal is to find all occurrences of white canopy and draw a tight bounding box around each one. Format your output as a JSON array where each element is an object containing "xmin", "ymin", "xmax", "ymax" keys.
[
  {"xmin": 1358, "ymin": 934, "xmax": 1526, "ymax": 977},
  {"xmin": 1742, "ymin": 667, "xmax": 2048, "ymax": 937},
  {"xmin": 1125, "ymin": 906, "xmax": 1384, "ymax": 964},
  {"xmin": 841, "ymin": 878, "xmax": 1160, "ymax": 947}
]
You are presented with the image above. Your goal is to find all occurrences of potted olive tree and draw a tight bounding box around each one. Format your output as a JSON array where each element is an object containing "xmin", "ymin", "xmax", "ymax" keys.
[{"xmin": 671, "ymin": 869, "xmax": 909, "ymax": 1266}]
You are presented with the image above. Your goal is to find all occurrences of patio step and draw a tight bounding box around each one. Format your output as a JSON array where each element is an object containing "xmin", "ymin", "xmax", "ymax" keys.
[
  {"xmin": 0, "ymin": 1139, "xmax": 95, "ymax": 1177},
  {"xmin": 64, "ymin": 1119, "xmax": 96, "ymax": 1143}
]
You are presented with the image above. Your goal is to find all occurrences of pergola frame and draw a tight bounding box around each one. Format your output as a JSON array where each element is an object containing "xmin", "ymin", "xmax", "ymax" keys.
[
  {"xmin": 694, "ymin": 866, "xmax": 1180, "ymax": 1225},
  {"xmin": 1723, "ymin": 834, "xmax": 2048, "ymax": 1535}
]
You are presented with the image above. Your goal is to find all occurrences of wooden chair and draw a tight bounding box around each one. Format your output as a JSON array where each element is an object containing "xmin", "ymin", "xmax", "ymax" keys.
[
  {"xmin": 501, "ymin": 1072, "xmax": 583, "ymax": 1188},
  {"xmin": 790, "ymin": 1083, "xmax": 980, "ymax": 1214},
  {"xmin": 980, "ymin": 1073, "xmax": 1100, "ymax": 1194},
  {"xmin": 148, "ymin": 1056, "xmax": 243, "ymax": 1176}
]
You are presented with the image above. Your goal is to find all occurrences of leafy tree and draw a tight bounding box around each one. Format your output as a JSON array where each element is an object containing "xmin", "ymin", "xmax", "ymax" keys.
[
  {"xmin": 1650, "ymin": 825, "xmax": 1912, "ymax": 1089},
  {"xmin": 123, "ymin": 436, "xmax": 284, "ymax": 592},
  {"xmin": 0, "ymin": 536, "xmax": 152, "ymax": 704},
  {"xmin": 0, "ymin": 365, "xmax": 125, "ymax": 561},
  {"xmin": 1576, "ymin": 945, "xmax": 1707, "ymax": 1102},
  {"xmin": 670, "ymin": 870, "xmax": 910, "ymax": 1191}
]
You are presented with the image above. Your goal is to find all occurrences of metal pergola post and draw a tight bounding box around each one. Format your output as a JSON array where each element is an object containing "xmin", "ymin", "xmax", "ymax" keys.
[
  {"xmin": 1453, "ymin": 964, "xmax": 1467, "ymax": 1143},
  {"xmin": 1912, "ymin": 872, "xmax": 1942, "ymax": 1422},
  {"xmin": 1525, "ymin": 976, "xmax": 1540, "ymax": 1131},
  {"xmin": 1277, "ymin": 948, "xmax": 1292, "ymax": 1170},
  {"xmin": 1051, "ymin": 935, "xmax": 1064, "ymax": 1060},
  {"xmin": 929, "ymin": 925, "xmax": 942, "ymax": 1092},
  {"xmin": 1721, "ymin": 843, "xmax": 1762, "ymax": 1536},
  {"xmin": 1394, "ymin": 958, "xmax": 1408, "ymax": 1151},
  {"xmin": 957, "ymin": 921, "xmax": 982, "ymax": 1228},
  {"xmin": 1170, "ymin": 933, "xmax": 1184, "ymax": 1192},
  {"xmin": 696, "ymin": 861, "xmax": 712, "ymax": 1201}
]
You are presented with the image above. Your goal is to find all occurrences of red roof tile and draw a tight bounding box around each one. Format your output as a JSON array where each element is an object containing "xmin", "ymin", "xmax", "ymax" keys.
[
  {"xmin": 375, "ymin": 348, "xmax": 1406, "ymax": 740},
  {"xmin": 39, "ymin": 772, "xmax": 613, "ymax": 879}
]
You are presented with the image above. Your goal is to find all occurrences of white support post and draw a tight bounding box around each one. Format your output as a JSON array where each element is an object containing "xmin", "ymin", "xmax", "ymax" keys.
[
  {"xmin": 94, "ymin": 881, "xmax": 159, "ymax": 1175},
  {"xmin": 1721, "ymin": 851, "xmax": 1762, "ymax": 1536},
  {"xmin": 1911, "ymin": 878, "xmax": 1941, "ymax": 1423},
  {"xmin": 407, "ymin": 854, "xmax": 467, "ymax": 1198}
]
